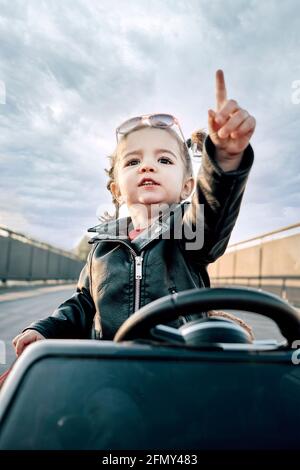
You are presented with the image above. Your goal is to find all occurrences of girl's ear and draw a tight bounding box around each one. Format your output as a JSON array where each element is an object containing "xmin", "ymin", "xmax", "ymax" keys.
[
  {"xmin": 180, "ymin": 176, "xmax": 195, "ymax": 201},
  {"xmin": 110, "ymin": 181, "xmax": 121, "ymax": 202}
]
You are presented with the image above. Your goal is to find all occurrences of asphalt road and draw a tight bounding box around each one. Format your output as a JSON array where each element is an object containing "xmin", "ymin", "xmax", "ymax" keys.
[
  {"xmin": 0, "ymin": 284, "xmax": 76, "ymax": 375},
  {"xmin": 0, "ymin": 284, "xmax": 286, "ymax": 375}
]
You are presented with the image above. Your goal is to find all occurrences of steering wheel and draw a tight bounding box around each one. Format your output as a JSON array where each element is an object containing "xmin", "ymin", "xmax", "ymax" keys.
[{"xmin": 114, "ymin": 287, "xmax": 300, "ymax": 345}]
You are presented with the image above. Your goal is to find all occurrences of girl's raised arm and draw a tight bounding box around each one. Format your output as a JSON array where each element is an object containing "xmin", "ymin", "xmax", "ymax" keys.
[{"xmin": 182, "ymin": 70, "xmax": 255, "ymax": 265}]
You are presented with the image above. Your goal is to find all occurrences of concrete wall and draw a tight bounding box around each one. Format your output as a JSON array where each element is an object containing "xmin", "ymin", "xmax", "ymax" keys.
[
  {"xmin": 208, "ymin": 231, "xmax": 300, "ymax": 305},
  {"xmin": 0, "ymin": 230, "xmax": 84, "ymax": 282},
  {"xmin": 261, "ymin": 234, "xmax": 300, "ymax": 276},
  {"xmin": 208, "ymin": 233, "xmax": 300, "ymax": 279}
]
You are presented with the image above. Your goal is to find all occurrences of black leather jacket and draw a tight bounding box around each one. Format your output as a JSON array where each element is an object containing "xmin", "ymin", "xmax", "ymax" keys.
[{"xmin": 27, "ymin": 137, "xmax": 254, "ymax": 340}]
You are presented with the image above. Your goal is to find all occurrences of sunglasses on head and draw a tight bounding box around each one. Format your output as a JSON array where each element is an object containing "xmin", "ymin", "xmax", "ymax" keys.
[{"xmin": 116, "ymin": 113, "xmax": 194, "ymax": 158}]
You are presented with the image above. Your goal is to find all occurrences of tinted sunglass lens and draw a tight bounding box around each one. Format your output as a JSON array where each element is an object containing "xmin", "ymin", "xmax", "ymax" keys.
[
  {"xmin": 150, "ymin": 114, "xmax": 174, "ymax": 128},
  {"xmin": 118, "ymin": 117, "xmax": 141, "ymax": 134}
]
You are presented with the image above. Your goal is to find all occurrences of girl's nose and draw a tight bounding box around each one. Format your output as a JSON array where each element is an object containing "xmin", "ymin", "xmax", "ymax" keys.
[{"xmin": 139, "ymin": 161, "xmax": 157, "ymax": 173}]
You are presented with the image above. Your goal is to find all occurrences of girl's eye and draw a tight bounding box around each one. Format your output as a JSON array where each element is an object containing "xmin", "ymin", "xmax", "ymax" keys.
[
  {"xmin": 159, "ymin": 156, "xmax": 173, "ymax": 164},
  {"xmin": 126, "ymin": 159, "xmax": 140, "ymax": 166}
]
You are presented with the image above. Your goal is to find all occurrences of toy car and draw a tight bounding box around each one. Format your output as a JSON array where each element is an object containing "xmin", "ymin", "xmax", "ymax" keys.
[{"xmin": 0, "ymin": 287, "xmax": 300, "ymax": 454}]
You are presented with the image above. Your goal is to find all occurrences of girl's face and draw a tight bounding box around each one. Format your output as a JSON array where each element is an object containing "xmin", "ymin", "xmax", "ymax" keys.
[{"xmin": 111, "ymin": 127, "xmax": 194, "ymax": 210}]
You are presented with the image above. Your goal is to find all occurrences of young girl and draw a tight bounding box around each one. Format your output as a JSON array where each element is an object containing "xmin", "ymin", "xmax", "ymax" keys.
[{"xmin": 13, "ymin": 70, "xmax": 256, "ymax": 355}]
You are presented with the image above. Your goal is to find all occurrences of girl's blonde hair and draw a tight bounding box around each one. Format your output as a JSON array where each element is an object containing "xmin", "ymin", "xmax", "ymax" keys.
[{"xmin": 101, "ymin": 125, "xmax": 206, "ymax": 221}]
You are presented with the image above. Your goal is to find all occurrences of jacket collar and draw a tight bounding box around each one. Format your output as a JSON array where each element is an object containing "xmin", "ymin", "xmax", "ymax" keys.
[
  {"xmin": 88, "ymin": 216, "xmax": 133, "ymax": 240},
  {"xmin": 88, "ymin": 203, "xmax": 188, "ymax": 252}
]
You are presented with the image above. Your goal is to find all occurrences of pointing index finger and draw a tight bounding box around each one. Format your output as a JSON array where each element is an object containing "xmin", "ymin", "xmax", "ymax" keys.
[{"xmin": 216, "ymin": 69, "xmax": 227, "ymax": 110}]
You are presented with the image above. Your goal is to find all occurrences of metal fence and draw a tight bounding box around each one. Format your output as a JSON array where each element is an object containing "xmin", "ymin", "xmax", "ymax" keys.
[
  {"xmin": 209, "ymin": 222, "xmax": 300, "ymax": 307},
  {"xmin": 0, "ymin": 226, "xmax": 84, "ymax": 282}
]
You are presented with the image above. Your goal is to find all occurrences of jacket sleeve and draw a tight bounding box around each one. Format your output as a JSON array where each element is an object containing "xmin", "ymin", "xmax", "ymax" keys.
[
  {"xmin": 24, "ymin": 248, "xmax": 96, "ymax": 339},
  {"xmin": 182, "ymin": 135, "xmax": 254, "ymax": 265}
]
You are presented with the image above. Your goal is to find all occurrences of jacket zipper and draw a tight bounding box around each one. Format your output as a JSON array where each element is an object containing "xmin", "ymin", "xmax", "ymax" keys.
[
  {"xmin": 92, "ymin": 238, "xmax": 144, "ymax": 313},
  {"xmin": 134, "ymin": 252, "xmax": 144, "ymax": 312}
]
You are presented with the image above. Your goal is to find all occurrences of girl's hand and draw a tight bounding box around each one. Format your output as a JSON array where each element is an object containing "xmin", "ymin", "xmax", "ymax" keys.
[
  {"xmin": 208, "ymin": 70, "xmax": 256, "ymax": 171},
  {"xmin": 12, "ymin": 330, "xmax": 45, "ymax": 357}
]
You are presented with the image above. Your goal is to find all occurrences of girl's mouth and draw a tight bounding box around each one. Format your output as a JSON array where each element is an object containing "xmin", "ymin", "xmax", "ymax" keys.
[{"xmin": 138, "ymin": 178, "xmax": 160, "ymax": 187}]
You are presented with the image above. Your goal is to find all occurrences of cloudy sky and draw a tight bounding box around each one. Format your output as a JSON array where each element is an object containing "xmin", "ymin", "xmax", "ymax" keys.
[{"xmin": 0, "ymin": 0, "xmax": 299, "ymax": 251}]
